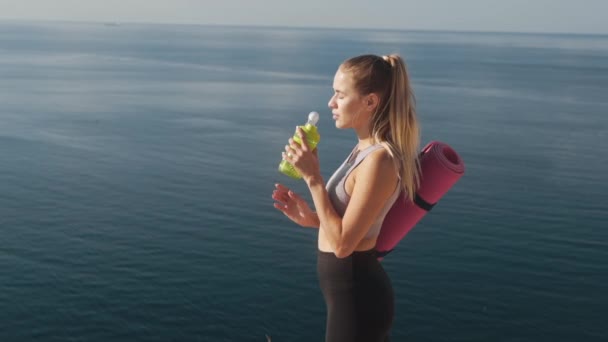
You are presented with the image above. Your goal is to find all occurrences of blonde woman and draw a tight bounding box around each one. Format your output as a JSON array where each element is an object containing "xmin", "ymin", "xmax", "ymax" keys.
[{"xmin": 272, "ymin": 54, "xmax": 421, "ymax": 342}]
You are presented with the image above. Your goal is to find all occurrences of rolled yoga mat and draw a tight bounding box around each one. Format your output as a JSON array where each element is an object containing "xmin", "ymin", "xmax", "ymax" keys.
[{"xmin": 376, "ymin": 141, "xmax": 465, "ymax": 260}]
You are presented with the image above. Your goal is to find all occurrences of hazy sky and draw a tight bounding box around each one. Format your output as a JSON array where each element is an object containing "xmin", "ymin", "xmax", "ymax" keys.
[{"xmin": 1, "ymin": 0, "xmax": 607, "ymax": 34}]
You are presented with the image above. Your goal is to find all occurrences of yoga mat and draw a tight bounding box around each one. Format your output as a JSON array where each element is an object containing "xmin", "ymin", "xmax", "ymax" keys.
[{"xmin": 376, "ymin": 141, "xmax": 465, "ymax": 259}]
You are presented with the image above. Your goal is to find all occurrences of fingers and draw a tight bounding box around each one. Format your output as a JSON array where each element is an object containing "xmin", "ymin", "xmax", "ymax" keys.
[
  {"xmin": 272, "ymin": 189, "xmax": 289, "ymax": 204},
  {"xmin": 284, "ymin": 142, "xmax": 296, "ymax": 157},
  {"xmin": 273, "ymin": 202, "xmax": 286, "ymax": 212},
  {"xmin": 274, "ymin": 202, "xmax": 293, "ymax": 218},
  {"xmin": 286, "ymin": 138, "xmax": 304, "ymax": 156},
  {"xmin": 275, "ymin": 183, "xmax": 289, "ymax": 191},
  {"xmin": 273, "ymin": 188, "xmax": 301, "ymax": 203},
  {"xmin": 273, "ymin": 183, "xmax": 293, "ymax": 205},
  {"xmin": 272, "ymin": 184, "xmax": 305, "ymax": 221},
  {"xmin": 296, "ymin": 127, "xmax": 309, "ymax": 152},
  {"xmin": 285, "ymin": 127, "xmax": 310, "ymax": 157},
  {"xmin": 288, "ymin": 190, "xmax": 301, "ymax": 201},
  {"xmin": 275, "ymin": 184, "xmax": 300, "ymax": 199},
  {"xmin": 272, "ymin": 183, "xmax": 305, "ymax": 211},
  {"xmin": 272, "ymin": 191, "xmax": 286, "ymax": 203}
]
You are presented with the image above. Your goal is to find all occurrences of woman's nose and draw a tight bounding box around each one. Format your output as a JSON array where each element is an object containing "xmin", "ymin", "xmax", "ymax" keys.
[{"xmin": 328, "ymin": 96, "xmax": 336, "ymax": 108}]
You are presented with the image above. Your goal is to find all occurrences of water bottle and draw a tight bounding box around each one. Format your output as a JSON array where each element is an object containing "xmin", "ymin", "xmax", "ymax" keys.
[{"xmin": 278, "ymin": 111, "xmax": 321, "ymax": 179}]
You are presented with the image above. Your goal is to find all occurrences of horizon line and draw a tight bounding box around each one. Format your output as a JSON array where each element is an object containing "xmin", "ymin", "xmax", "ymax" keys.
[{"xmin": 1, "ymin": 17, "xmax": 607, "ymax": 38}]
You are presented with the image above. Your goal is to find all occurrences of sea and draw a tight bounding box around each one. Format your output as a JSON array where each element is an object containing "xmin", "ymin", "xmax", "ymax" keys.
[{"xmin": 0, "ymin": 20, "xmax": 607, "ymax": 342}]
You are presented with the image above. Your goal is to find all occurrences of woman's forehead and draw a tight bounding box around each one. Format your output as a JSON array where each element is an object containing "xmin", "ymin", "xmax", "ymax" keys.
[{"xmin": 333, "ymin": 69, "xmax": 354, "ymax": 90}]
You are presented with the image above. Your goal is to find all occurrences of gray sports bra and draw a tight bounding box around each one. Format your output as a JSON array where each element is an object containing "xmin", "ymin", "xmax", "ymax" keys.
[{"xmin": 325, "ymin": 144, "xmax": 401, "ymax": 240}]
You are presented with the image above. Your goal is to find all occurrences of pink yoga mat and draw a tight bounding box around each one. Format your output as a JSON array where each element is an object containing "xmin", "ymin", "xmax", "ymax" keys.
[{"xmin": 376, "ymin": 141, "xmax": 465, "ymax": 260}]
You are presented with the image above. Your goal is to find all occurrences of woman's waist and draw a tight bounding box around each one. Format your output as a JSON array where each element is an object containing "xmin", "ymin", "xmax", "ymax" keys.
[
  {"xmin": 318, "ymin": 236, "xmax": 378, "ymax": 255},
  {"xmin": 316, "ymin": 247, "xmax": 384, "ymax": 283}
]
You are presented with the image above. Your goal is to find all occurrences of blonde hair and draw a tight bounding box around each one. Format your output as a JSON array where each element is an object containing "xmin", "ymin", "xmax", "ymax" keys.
[{"xmin": 340, "ymin": 54, "xmax": 421, "ymax": 201}]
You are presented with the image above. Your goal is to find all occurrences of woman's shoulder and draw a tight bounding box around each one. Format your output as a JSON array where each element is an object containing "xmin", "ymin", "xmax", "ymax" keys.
[{"xmin": 358, "ymin": 143, "xmax": 399, "ymax": 178}]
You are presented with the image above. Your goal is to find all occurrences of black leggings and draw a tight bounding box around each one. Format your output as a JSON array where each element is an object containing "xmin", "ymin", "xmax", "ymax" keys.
[{"xmin": 317, "ymin": 249, "xmax": 394, "ymax": 342}]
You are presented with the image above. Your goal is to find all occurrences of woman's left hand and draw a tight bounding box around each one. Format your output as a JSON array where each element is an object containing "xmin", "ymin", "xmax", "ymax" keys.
[{"xmin": 283, "ymin": 127, "xmax": 320, "ymax": 183}]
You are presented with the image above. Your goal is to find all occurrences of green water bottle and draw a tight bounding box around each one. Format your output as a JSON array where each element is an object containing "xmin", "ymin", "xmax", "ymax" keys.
[{"xmin": 278, "ymin": 111, "xmax": 321, "ymax": 179}]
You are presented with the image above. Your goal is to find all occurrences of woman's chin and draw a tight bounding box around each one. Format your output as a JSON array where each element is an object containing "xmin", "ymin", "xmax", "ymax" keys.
[{"xmin": 334, "ymin": 120, "xmax": 348, "ymax": 129}]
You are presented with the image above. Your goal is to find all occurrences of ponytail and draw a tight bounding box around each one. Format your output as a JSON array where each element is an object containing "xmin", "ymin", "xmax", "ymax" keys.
[{"xmin": 341, "ymin": 54, "xmax": 421, "ymax": 201}]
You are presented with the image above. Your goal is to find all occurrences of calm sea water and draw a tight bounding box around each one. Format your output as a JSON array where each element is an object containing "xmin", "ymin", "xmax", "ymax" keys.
[{"xmin": 1, "ymin": 20, "xmax": 607, "ymax": 342}]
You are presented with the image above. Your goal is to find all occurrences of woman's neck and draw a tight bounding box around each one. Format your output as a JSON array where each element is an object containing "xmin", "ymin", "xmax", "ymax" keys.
[{"xmin": 356, "ymin": 137, "xmax": 374, "ymax": 151}]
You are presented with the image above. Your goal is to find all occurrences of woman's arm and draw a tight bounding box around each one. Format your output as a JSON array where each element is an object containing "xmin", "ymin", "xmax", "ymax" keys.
[{"xmin": 305, "ymin": 149, "xmax": 398, "ymax": 258}]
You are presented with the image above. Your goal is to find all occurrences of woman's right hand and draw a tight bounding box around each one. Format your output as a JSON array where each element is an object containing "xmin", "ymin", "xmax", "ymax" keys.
[{"xmin": 272, "ymin": 183, "xmax": 319, "ymax": 228}]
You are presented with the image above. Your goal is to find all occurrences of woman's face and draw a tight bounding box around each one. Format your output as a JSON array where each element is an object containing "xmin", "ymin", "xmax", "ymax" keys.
[{"xmin": 328, "ymin": 68, "xmax": 370, "ymax": 130}]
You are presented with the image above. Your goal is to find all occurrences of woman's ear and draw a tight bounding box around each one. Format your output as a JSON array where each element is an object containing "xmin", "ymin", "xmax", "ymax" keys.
[{"xmin": 366, "ymin": 93, "xmax": 380, "ymax": 111}]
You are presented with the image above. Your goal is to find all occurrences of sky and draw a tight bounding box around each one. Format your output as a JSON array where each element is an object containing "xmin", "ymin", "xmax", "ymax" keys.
[{"xmin": 0, "ymin": 0, "xmax": 607, "ymax": 35}]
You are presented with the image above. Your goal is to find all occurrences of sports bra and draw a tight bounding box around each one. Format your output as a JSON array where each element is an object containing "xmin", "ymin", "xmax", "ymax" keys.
[{"xmin": 325, "ymin": 144, "xmax": 401, "ymax": 240}]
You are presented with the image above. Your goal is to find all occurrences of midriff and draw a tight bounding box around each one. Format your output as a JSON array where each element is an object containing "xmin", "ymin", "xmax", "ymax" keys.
[{"xmin": 317, "ymin": 227, "xmax": 377, "ymax": 254}]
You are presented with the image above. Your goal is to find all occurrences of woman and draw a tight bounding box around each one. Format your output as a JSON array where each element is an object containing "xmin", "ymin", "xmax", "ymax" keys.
[{"xmin": 272, "ymin": 54, "xmax": 421, "ymax": 342}]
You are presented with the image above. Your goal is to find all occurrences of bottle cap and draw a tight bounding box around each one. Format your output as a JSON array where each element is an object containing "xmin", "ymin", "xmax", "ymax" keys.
[{"xmin": 307, "ymin": 111, "xmax": 319, "ymax": 126}]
